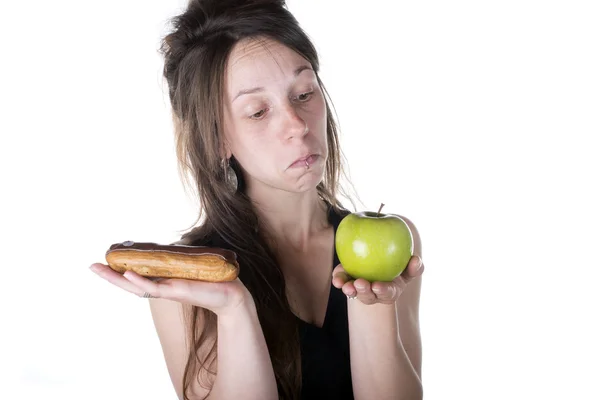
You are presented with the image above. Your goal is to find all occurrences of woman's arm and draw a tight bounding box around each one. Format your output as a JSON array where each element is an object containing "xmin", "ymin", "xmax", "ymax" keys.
[
  {"xmin": 138, "ymin": 237, "xmax": 278, "ymax": 399},
  {"xmin": 335, "ymin": 214, "xmax": 424, "ymax": 400},
  {"xmin": 208, "ymin": 298, "xmax": 279, "ymax": 400},
  {"xmin": 150, "ymin": 295, "xmax": 278, "ymax": 400},
  {"xmin": 347, "ymin": 280, "xmax": 423, "ymax": 400}
]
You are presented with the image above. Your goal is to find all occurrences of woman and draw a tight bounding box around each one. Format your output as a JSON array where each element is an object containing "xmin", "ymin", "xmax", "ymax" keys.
[{"xmin": 90, "ymin": 1, "xmax": 425, "ymax": 399}]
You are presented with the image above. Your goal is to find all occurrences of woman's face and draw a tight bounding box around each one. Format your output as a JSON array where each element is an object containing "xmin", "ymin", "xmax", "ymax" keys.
[{"xmin": 222, "ymin": 37, "xmax": 328, "ymax": 194}]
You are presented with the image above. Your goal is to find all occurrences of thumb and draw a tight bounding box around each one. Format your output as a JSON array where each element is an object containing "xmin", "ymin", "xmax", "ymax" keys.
[{"xmin": 401, "ymin": 255, "xmax": 424, "ymax": 280}]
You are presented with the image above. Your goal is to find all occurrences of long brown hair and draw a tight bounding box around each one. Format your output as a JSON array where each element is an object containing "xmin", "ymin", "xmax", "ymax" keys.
[{"xmin": 158, "ymin": 1, "xmax": 358, "ymax": 398}]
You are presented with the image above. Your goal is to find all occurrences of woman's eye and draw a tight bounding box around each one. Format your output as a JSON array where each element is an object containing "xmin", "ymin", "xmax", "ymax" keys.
[
  {"xmin": 251, "ymin": 109, "xmax": 266, "ymax": 119},
  {"xmin": 296, "ymin": 91, "xmax": 313, "ymax": 102}
]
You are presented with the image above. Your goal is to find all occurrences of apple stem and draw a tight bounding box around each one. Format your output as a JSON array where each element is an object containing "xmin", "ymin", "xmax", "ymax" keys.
[{"xmin": 377, "ymin": 203, "xmax": 385, "ymax": 217}]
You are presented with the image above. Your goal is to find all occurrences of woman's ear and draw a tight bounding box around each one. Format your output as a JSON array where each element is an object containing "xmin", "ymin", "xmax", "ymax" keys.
[
  {"xmin": 224, "ymin": 130, "xmax": 234, "ymax": 158},
  {"xmin": 219, "ymin": 140, "xmax": 232, "ymax": 160}
]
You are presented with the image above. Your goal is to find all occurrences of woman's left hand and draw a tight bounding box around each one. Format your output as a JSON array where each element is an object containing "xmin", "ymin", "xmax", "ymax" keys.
[{"xmin": 332, "ymin": 255, "xmax": 424, "ymax": 305}]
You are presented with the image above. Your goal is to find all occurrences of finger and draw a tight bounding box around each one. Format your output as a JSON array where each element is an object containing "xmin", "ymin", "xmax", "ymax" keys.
[
  {"xmin": 123, "ymin": 270, "xmax": 166, "ymax": 298},
  {"xmin": 341, "ymin": 280, "xmax": 357, "ymax": 298},
  {"xmin": 371, "ymin": 281, "xmax": 399, "ymax": 304},
  {"xmin": 124, "ymin": 272, "xmax": 241, "ymax": 308},
  {"xmin": 90, "ymin": 263, "xmax": 146, "ymax": 296},
  {"xmin": 353, "ymin": 278, "xmax": 377, "ymax": 305},
  {"xmin": 332, "ymin": 264, "xmax": 352, "ymax": 288}
]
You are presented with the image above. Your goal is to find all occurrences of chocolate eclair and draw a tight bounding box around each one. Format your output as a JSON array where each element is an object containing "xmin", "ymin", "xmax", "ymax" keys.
[{"xmin": 105, "ymin": 241, "xmax": 239, "ymax": 282}]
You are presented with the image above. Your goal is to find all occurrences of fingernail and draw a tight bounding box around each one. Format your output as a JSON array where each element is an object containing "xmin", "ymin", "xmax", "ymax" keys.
[
  {"xmin": 372, "ymin": 287, "xmax": 383, "ymax": 294},
  {"xmin": 89, "ymin": 265, "xmax": 98, "ymax": 273}
]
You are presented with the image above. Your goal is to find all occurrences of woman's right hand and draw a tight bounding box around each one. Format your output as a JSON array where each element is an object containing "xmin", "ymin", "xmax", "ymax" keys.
[{"xmin": 89, "ymin": 263, "xmax": 252, "ymax": 317}]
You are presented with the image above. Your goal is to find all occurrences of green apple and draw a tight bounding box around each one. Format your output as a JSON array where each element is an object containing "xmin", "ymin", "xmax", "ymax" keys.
[{"xmin": 335, "ymin": 203, "xmax": 413, "ymax": 282}]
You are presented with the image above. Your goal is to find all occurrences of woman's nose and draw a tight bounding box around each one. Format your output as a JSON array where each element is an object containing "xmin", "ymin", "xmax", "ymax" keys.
[{"xmin": 282, "ymin": 106, "xmax": 308, "ymax": 140}]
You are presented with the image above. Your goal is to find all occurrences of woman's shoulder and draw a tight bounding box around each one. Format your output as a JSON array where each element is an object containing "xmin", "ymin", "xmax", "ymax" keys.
[
  {"xmin": 172, "ymin": 202, "xmax": 352, "ymax": 247},
  {"xmin": 170, "ymin": 226, "xmax": 221, "ymax": 248},
  {"xmin": 327, "ymin": 202, "xmax": 353, "ymax": 225}
]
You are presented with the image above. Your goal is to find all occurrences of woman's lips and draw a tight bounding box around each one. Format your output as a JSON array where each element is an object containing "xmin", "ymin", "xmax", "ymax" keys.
[{"xmin": 289, "ymin": 154, "xmax": 318, "ymax": 168}]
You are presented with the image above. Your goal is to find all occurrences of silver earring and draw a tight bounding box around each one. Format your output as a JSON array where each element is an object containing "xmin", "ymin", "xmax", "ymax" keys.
[{"xmin": 222, "ymin": 158, "xmax": 238, "ymax": 193}]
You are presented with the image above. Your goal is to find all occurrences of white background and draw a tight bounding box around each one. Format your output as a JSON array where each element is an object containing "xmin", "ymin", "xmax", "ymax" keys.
[{"xmin": 1, "ymin": 0, "xmax": 599, "ymax": 399}]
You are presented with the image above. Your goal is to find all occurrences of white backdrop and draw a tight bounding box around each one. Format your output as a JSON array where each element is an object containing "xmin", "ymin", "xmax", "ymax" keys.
[{"xmin": 1, "ymin": 0, "xmax": 599, "ymax": 399}]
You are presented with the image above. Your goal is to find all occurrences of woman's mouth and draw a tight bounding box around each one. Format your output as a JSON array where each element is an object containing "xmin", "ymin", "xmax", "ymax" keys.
[{"xmin": 289, "ymin": 154, "xmax": 319, "ymax": 168}]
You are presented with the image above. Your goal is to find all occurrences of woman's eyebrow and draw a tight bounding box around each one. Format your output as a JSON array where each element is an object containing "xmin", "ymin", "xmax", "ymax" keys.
[
  {"xmin": 293, "ymin": 64, "xmax": 313, "ymax": 76},
  {"xmin": 232, "ymin": 65, "xmax": 314, "ymax": 103}
]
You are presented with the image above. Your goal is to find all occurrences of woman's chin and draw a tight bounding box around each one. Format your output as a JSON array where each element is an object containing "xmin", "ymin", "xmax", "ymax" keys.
[{"xmin": 287, "ymin": 168, "xmax": 325, "ymax": 191}]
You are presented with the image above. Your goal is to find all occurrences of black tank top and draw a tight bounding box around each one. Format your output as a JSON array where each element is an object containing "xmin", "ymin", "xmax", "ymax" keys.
[{"xmin": 298, "ymin": 204, "xmax": 354, "ymax": 399}]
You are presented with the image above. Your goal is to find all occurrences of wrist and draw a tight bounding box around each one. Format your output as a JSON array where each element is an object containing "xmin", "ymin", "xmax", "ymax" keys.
[
  {"xmin": 348, "ymin": 298, "xmax": 396, "ymax": 310},
  {"xmin": 217, "ymin": 290, "xmax": 257, "ymax": 325}
]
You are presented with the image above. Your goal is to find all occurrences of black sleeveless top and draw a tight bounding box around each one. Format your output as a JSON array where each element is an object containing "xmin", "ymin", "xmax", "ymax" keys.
[{"xmin": 298, "ymin": 204, "xmax": 354, "ymax": 399}]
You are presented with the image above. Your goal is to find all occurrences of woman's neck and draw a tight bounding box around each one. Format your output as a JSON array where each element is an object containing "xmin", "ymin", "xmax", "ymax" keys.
[{"xmin": 252, "ymin": 191, "xmax": 330, "ymax": 252}]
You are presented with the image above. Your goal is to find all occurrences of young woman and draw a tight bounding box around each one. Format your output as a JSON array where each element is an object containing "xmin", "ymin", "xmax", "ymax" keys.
[{"xmin": 90, "ymin": 1, "xmax": 425, "ymax": 399}]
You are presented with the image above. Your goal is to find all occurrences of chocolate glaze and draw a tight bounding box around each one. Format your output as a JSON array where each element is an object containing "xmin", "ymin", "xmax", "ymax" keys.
[{"xmin": 106, "ymin": 241, "xmax": 238, "ymax": 265}]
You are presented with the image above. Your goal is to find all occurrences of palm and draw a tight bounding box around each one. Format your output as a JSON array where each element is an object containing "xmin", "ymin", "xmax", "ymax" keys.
[
  {"xmin": 90, "ymin": 263, "xmax": 249, "ymax": 314},
  {"xmin": 331, "ymin": 255, "xmax": 424, "ymax": 305}
]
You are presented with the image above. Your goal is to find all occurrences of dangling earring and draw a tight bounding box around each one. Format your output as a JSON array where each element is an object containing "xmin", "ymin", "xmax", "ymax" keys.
[{"xmin": 222, "ymin": 157, "xmax": 238, "ymax": 194}]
